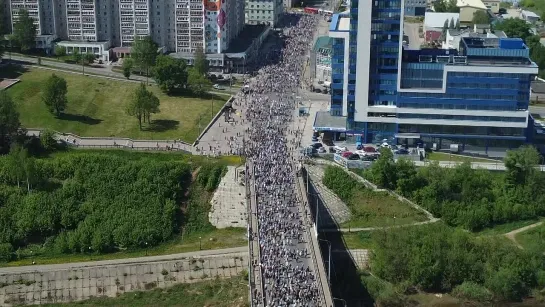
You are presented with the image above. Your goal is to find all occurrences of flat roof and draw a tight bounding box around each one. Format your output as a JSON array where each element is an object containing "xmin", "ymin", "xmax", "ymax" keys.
[
  {"xmin": 313, "ymin": 36, "xmax": 332, "ymax": 52},
  {"xmin": 338, "ymin": 17, "xmax": 350, "ymax": 31},
  {"xmin": 457, "ymin": 0, "xmax": 487, "ymax": 9},
  {"xmin": 57, "ymin": 41, "xmax": 109, "ymax": 47},
  {"xmin": 424, "ymin": 12, "xmax": 460, "ymax": 29},
  {"xmin": 224, "ymin": 24, "xmax": 268, "ymax": 53},
  {"xmin": 313, "ymin": 111, "xmax": 347, "ymax": 131}
]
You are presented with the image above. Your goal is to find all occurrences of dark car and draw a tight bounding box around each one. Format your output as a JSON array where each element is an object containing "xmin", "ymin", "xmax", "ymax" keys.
[
  {"xmin": 312, "ymin": 142, "xmax": 323, "ymax": 149},
  {"xmin": 329, "ymin": 146, "xmax": 336, "ymax": 153},
  {"xmin": 348, "ymin": 154, "xmax": 361, "ymax": 160},
  {"xmin": 394, "ymin": 148, "xmax": 409, "ymax": 155},
  {"xmin": 312, "ymin": 136, "xmax": 318, "ymax": 142}
]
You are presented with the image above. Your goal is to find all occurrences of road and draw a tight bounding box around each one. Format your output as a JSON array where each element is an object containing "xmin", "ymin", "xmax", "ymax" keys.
[
  {"xmin": 0, "ymin": 246, "xmax": 247, "ymax": 274},
  {"xmin": 504, "ymin": 221, "xmax": 544, "ymax": 249},
  {"xmin": 403, "ymin": 22, "xmax": 422, "ymax": 50},
  {"xmin": 2, "ymin": 54, "xmax": 239, "ymax": 95}
]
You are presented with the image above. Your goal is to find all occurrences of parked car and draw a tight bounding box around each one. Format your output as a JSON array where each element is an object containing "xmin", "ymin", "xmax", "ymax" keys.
[
  {"xmin": 356, "ymin": 144, "xmax": 364, "ymax": 150},
  {"xmin": 318, "ymin": 147, "xmax": 327, "ymax": 153},
  {"xmin": 329, "ymin": 146, "xmax": 336, "ymax": 153},
  {"xmin": 361, "ymin": 155, "xmax": 375, "ymax": 161},
  {"xmin": 394, "ymin": 148, "xmax": 409, "ymax": 155},
  {"xmin": 348, "ymin": 153, "xmax": 360, "ymax": 160},
  {"xmin": 323, "ymin": 139, "xmax": 334, "ymax": 146},
  {"xmin": 312, "ymin": 135, "xmax": 318, "ymax": 142},
  {"xmin": 312, "ymin": 142, "xmax": 323, "ymax": 149},
  {"xmin": 334, "ymin": 145, "xmax": 348, "ymax": 153},
  {"xmin": 342, "ymin": 151, "xmax": 353, "ymax": 158}
]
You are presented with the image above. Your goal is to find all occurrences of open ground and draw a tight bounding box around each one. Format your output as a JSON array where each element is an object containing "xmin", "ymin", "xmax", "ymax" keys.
[{"xmin": 0, "ymin": 66, "xmax": 228, "ymax": 143}]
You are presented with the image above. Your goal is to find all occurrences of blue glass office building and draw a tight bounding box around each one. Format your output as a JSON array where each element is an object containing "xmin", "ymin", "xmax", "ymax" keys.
[{"xmin": 324, "ymin": 2, "xmax": 538, "ymax": 154}]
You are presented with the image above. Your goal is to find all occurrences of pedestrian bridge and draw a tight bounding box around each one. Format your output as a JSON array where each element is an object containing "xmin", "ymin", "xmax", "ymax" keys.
[{"xmin": 246, "ymin": 161, "xmax": 334, "ymax": 307}]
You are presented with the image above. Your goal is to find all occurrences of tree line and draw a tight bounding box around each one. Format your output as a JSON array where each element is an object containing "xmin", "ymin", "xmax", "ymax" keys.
[
  {"xmin": 366, "ymin": 223, "xmax": 545, "ymax": 305},
  {"xmin": 363, "ymin": 146, "xmax": 545, "ymax": 231},
  {"xmin": 0, "ymin": 151, "xmax": 227, "ymax": 261},
  {"xmin": 120, "ymin": 36, "xmax": 212, "ymax": 96}
]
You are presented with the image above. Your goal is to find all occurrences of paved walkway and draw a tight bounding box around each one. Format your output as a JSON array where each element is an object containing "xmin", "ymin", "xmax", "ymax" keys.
[
  {"xmin": 209, "ymin": 166, "xmax": 247, "ymax": 228},
  {"xmin": 504, "ymin": 221, "xmax": 544, "ymax": 249},
  {"xmin": 0, "ymin": 247, "xmax": 247, "ymax": 306},
  {"xmin": 305, "ymin": 164, "xmax": 352, "ymax": 224}
]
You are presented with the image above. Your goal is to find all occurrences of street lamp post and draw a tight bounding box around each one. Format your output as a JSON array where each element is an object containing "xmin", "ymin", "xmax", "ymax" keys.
[
  {"xmin": 318, "ymin": 238, "xmax": 331, "ymax": 283},
  {"xmin": 199, "ymin": 237, "xmax": 202, "ymax": 250},
  {"xmin": 145, "ymin": 242, "xmax": 148, "ymax": 256}
]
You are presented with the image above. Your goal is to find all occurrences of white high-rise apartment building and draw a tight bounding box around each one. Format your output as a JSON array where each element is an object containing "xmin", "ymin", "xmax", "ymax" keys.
[
  {"xmin": 7, "ymin": 0, "xmax": 247, "ymax": 56},
  {"xmin": 119, "ymin": 0, "xmax": 150, "ymax": 46},
  {"xmin": 175, "ymin": 0, "xmax": 204, "ymax": 53},
  {"xmin": 66, "ymin": 0, "xmax": 98, "ymax": 41},
  {"xmin": 245, "ymin": 0, "xmax": 282, "ymax": 26},
  {"xmin": 9, "ymin": 0, "xmax": 42, "ymax": 34}
]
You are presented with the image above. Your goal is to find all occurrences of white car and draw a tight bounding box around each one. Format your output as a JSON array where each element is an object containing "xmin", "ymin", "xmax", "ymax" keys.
[
  {"xmin": 213, "ymin": 84, "xmax": 223, "ymax": 90},
  {"xmin": 318, "ymin": 147, "xmax": 326, "ymax": 153},
  {"xmin": 334, "ymin": 146, "xmax": 348, "ymax": 153}
]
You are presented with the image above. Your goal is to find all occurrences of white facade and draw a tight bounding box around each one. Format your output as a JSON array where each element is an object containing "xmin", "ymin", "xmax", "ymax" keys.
[
  {"xmin": 66, "ymin": 0, "xmax": 98, "ymax": 41},
  {"xmin": 10, "ymin": 0, "xmax": 42, "ymax": 35},
  {"xmin": 245, "ymin": 0, "xmax": 282, "ymax": 26},
  {"xmin": 57, "ymin": 40, "xmax": 111, "ymax": 61},
  {"xmin": 175, "ymin": 0, "xmax": 204, "ymax": 53},
  {"xmin": 119, "ymin": 0, "xmax": 150, "ymax": 47}
]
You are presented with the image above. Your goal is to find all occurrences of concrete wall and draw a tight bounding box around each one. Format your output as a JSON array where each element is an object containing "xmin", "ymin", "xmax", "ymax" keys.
[{"xmin": 0, "ymin": 253, "xmax": 248, "ymax": 306}]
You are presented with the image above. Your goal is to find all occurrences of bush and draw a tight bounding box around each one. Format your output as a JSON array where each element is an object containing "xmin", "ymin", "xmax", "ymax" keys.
[
  {"xmin": 0, "ymin": 243, "xmax": 14, "ymax": 262},
  {"xmin": 322, "ymin": 166, "xmax": 361, "ymax": 201},
  {"xmin": 39, "ymin": 129, "xmax": 57, "ymax": 151},
  {"xmin": 452, "ymin": 281, "xmax": 493, "ymax": 302}
]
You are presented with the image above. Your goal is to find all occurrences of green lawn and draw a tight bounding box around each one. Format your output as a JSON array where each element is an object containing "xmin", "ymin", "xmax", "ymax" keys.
[
  {"xmin": 340, "ymin": 185, "xmax": 428, "ymax": 229},
  {"xmin": 515, "ymin": 224, "xmax": 545, "ymax": 254},
  {"xmin": 427, "ymin": 152, "xmax": 500, "ymax": 163},
  {"xmin": 1, "ymin": 66, "xmax": 227, "ymax": 143},
  {"xmin": 341, "ymin": 231, "xmax": 375, "ymax": 250},
  {"xmin": 42, "ymin": 274, "xmax": 249, "ymax": 307},
  {"xmin": 4, "ymin": 228, "xmax": 246, "ymax": 268},
  {"xmin": 473, "ymin": 218, "xmax": 544, "ymax": 237}
]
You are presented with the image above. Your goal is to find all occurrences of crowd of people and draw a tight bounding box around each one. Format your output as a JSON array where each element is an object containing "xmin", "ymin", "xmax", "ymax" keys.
[{"xmin": 235, "ymin": 13, "xmax": 322, "ymax": 306}]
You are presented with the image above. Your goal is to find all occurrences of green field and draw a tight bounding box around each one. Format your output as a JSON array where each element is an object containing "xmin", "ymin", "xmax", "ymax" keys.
[
  {"xmin": 515, "ymin": 224, "xmax": 545, "ymax": 254},
  {"xmin": 42, "ymin": 274, "xmax": 249, "ymax": 307},
  {"xmin": 1, "ymin": 66, "xmax": 227, "ymax": 143},
  {"xmin": 427, "ymin": 152, "xmax": 500, "ymax": 163}
]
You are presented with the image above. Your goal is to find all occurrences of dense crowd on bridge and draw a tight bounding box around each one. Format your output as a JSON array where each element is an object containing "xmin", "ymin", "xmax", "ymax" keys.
[{"xmin": 235, "ymin": 13, "xmax": 322, "ymax": 306}]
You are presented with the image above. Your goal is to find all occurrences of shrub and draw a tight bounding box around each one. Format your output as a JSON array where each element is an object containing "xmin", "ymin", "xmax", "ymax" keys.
[
  {"xmin": 39, "ymin": 129, "xmax": 57, "ymax": 151},
  {"xmin": 452, "ymin": 281, "xmax": 493, "ymax": 302},
  {"xmin": 0, "ymin": 243, "xmax": 14, "ymax": 262}
]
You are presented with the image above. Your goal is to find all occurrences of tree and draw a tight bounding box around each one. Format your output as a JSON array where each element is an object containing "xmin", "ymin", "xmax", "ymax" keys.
[
  {"xmin": 473, "ymin": 10, "xmax": 490, "ymax": 25},
  {"xmin": 456, "ymin": 18, "xmax": 461, "ymax": 30},
  {"xmin": 434, "ymin": 0, "xmax": 447, "ymax": 12},
  {"xmin": 449, "ymin": 18, "xmax": 455, "ymax": 29},
  {"xmin": 7, "ymin": 144, "xmax": 36, "ymax": 193},
  {"xmin": 441, "ymin": 19, "xmax": 449, "ymax": 40},
  {"xmin": 72, "ymin": 48, "xmax": 81, "ymax": 63},
  {"xmin": 122, "ymin": 58, "xmax": 134, "ymax": 79},
  {"xmin": 55, "ymin": 45, "xmax": 66, "ymax": 57},
  {"xmin": 187, "ymin": 67, "xmax": 212, "ymax": 96},
  {"xmin": 12, "ymin": 9, "xmax": 36, "ymax": 53},
  {"xmin": 0, "ymin": 92, "xmax": 21, "ymax": 154},
  {"xmin": 495, "ymin": 18, "xmax": 532, "ymax": 41},
  {"xmin": 39, "ymin": 129, "xmax": 57, "ymax": 151},
  {"xmin": 193, "ymin": 46, "xmax": 209, "ymax": 76},
  {"xmin": 153, "ymin": 55, "xmax": 189, "ymax": 94},
  {"xmin": 447, "ymin": 0, "xmax": 460, "ymax": 12},
  {"xmin": 126, "ymin": 83, "xmax": 160, "ymax": 129},
  {"xmin": 42, "ymin": 74, "xmax": 68, "ymax": 117},
  {"xmin": 366, "ymin": 147, "xmax": 397, "ymax": 189},
  {"xmin": 131, "ymin": 36, "xmax": 158, "ymax": 84},
  {"xmin": 504, "ymin": 146, "xmax": 541, "ymax": 186},
  {"xmin": 82, "ymin": 53, "xmax": 95, "ymax": 65}
]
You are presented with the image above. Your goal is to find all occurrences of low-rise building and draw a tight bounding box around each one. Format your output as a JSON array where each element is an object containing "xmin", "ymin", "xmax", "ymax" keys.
[
  {"xmin": 482, "ymin": 0, "xmax": 500, "ymax": 13},
  {"xmin": 310, "ymin": 36, "xmax": 332, "ymax": 86},
  {"xmin": 457, "ymin": 0, "xmax": 487, "ymax": 23},
  {"xmin": 56, "ymin": 41, "xmax": 111, "ymax": 62}
]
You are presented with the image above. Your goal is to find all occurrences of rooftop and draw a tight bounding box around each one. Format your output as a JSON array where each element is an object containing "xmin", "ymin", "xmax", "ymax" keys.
[
  {"xmin": 424, "ymin": 12, "xmax": 460, "ymax": 29},
  {"xmin": 330, "ymin": 13, "xmax": 350, "ymax": 32},
  {"xmin": 457, "ymin": 0, "xmax": 487, "ymax": 9},
  {"xmin": 313, "ymin": 36, "xmax": 332, "ymax": 52},
  {"xmin": 313, "ymin": 111, "xmax": 347, "ymax": 131},
  {"xmin": 531, "ymin": 80, "xmax": 545, "ymax": 94},
  {"xmin": 522, "ymin": 10, "xmax": 539, "ymax": 18},
  {"xmin": 57, "ymin": 41, "xmax": 110, "ymax": 47},
  {"xmin": 224, "ymin": 24, "xmax": 268, "ymax": 53}
]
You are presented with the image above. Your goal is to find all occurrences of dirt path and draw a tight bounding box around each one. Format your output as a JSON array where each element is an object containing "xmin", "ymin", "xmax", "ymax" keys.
[{"xmin": 504, "ymin": 221, "xmax": 543, "ymax": 249}]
